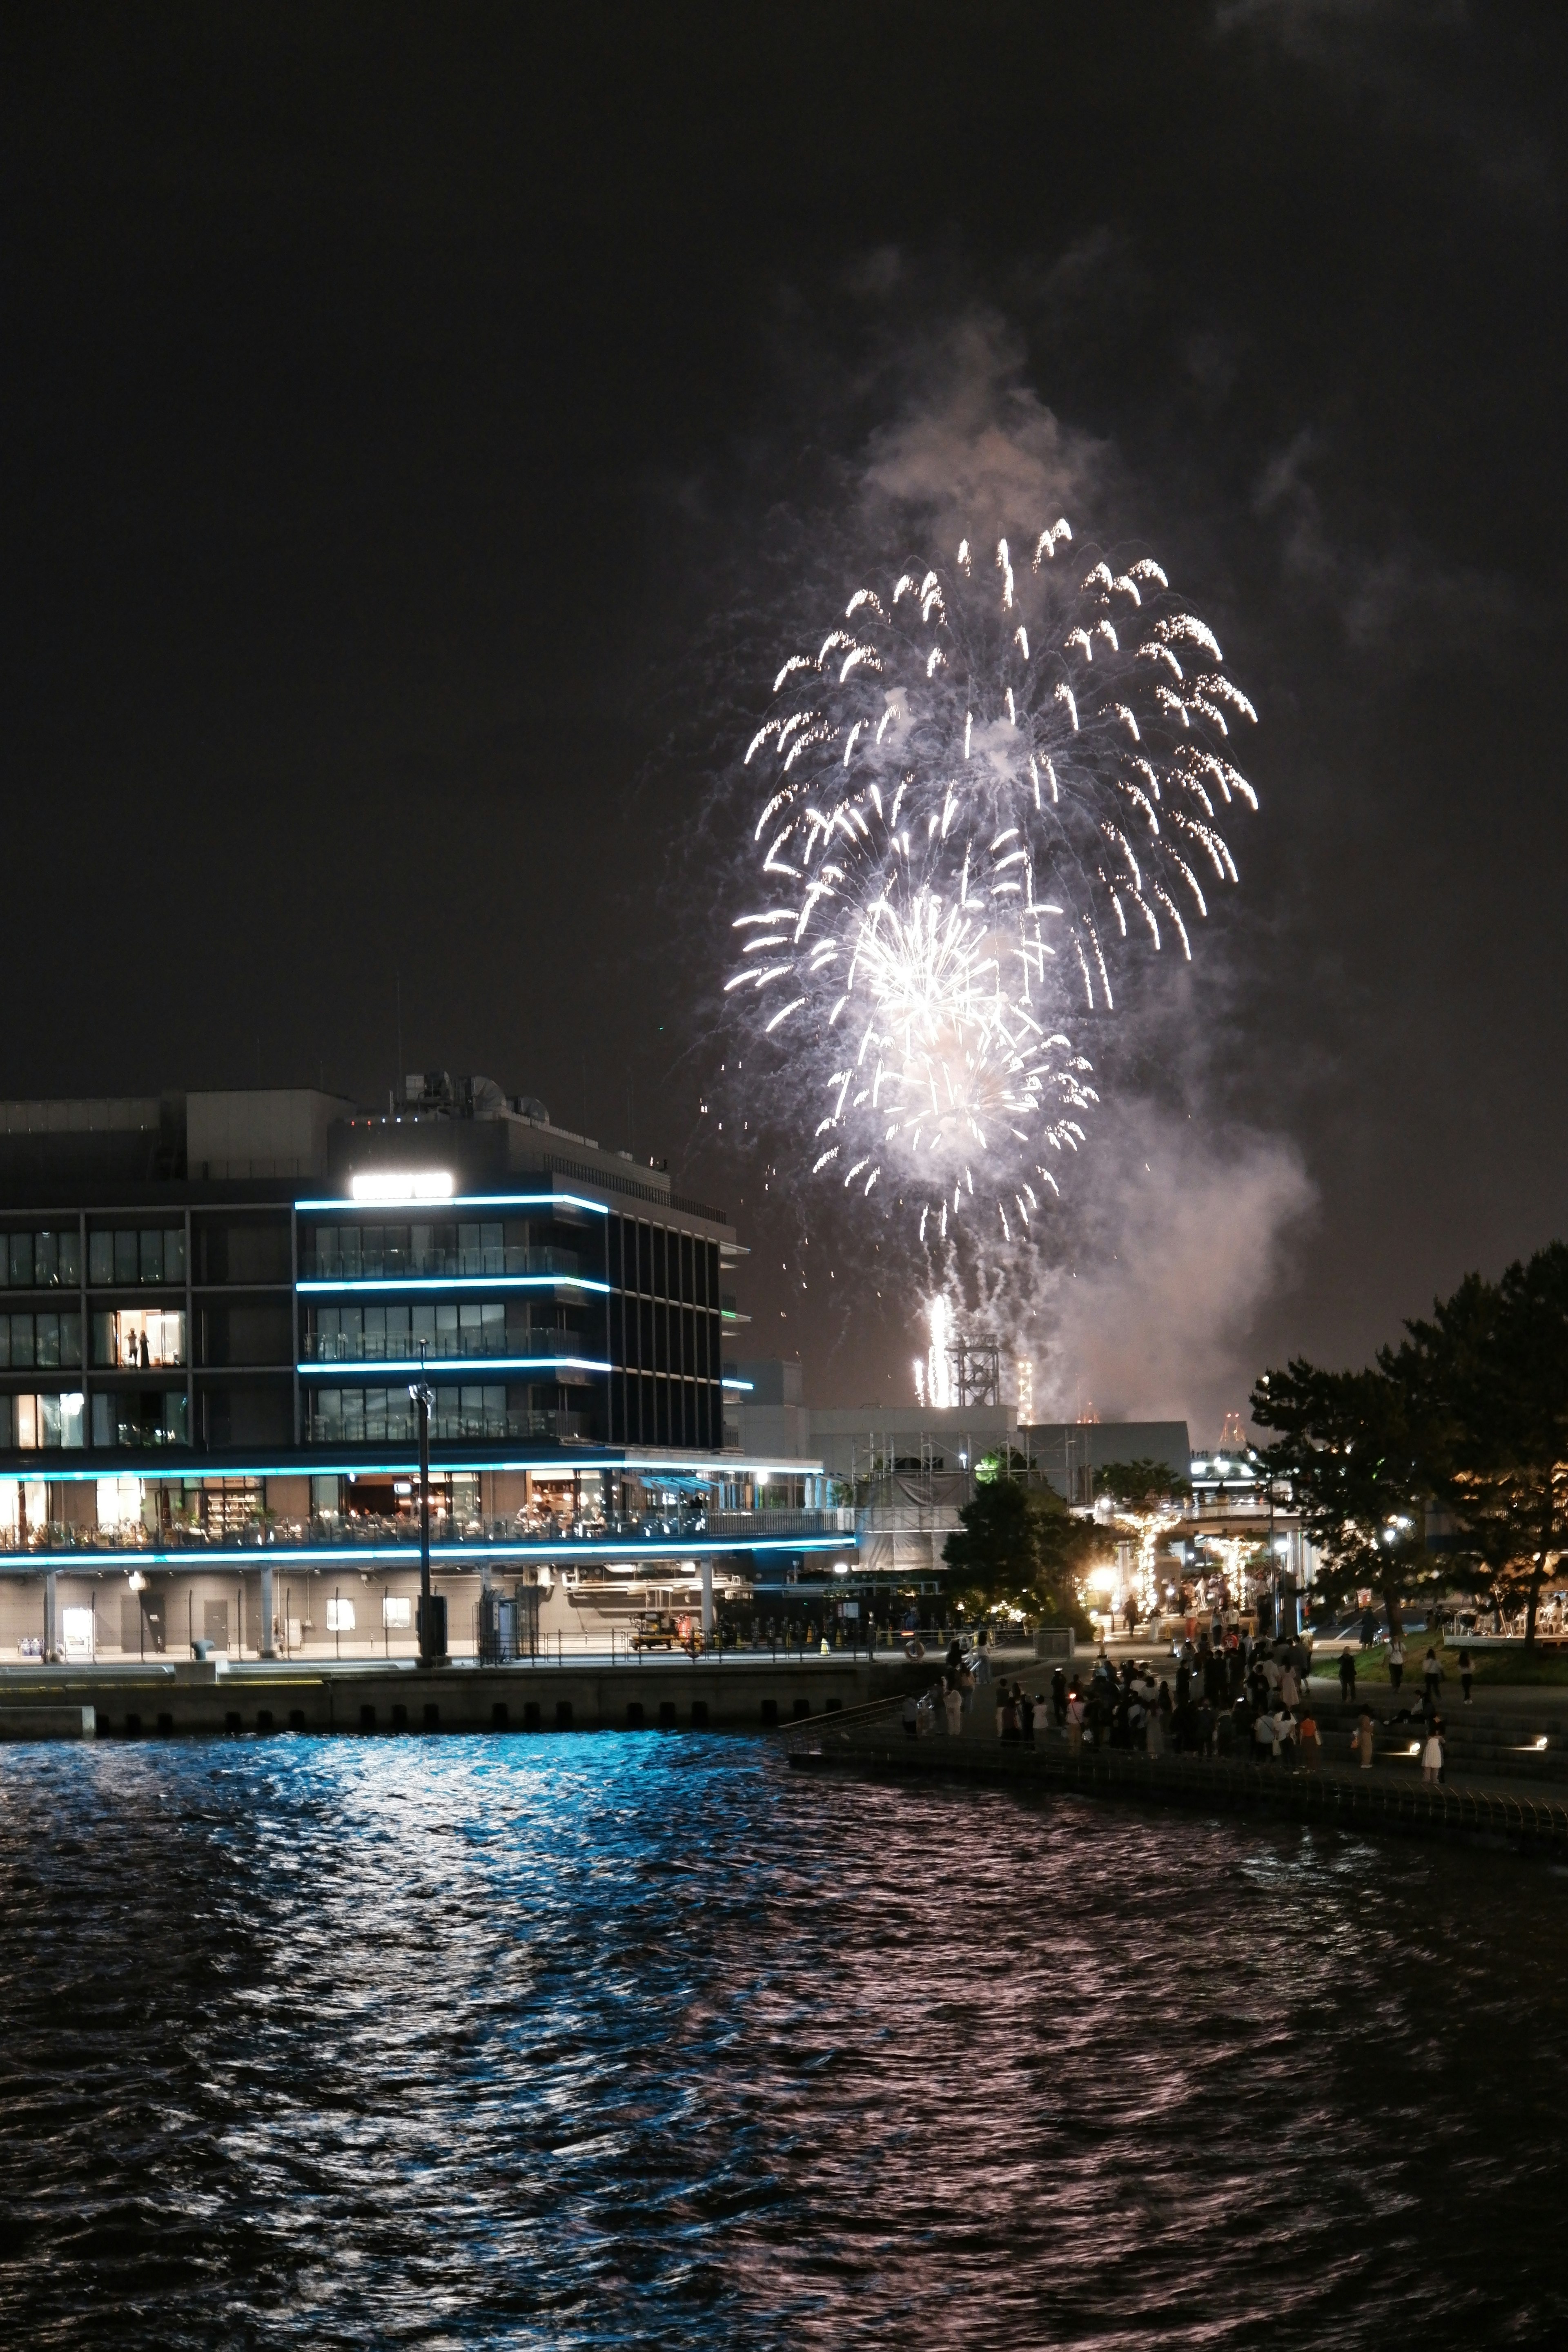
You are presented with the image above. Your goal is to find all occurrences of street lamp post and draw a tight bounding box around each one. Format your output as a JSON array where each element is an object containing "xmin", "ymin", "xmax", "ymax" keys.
[{"xmin": 410, "ymin": 1343, "xmax": 444, "ymax": 1666}]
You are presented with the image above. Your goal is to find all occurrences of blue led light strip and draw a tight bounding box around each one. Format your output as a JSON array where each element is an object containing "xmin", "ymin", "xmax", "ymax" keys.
[
  {"xmin": 0, "ymin": 1454, "xmax": 824, "ymax": 1479},
  {"xmin": 0, "ymin": 1535, "xmax": 855, "ymax": 1570},
  {"xmin": 297, "ymin": 1276, "xmax": 610, "ymax": 1295},
  {"xmin": 294, "ymin": 1193, "xmax": 610, "ymax": 1215},
  {"xmin": 296, "ymin": 1357, "xmax": 612, "ymax": 1378}
]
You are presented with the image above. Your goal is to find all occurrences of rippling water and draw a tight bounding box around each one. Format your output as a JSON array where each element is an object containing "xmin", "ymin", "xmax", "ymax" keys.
[{"xmin": 0, "ymin": 1733, "xmax": 1564, "ymax": 2348}]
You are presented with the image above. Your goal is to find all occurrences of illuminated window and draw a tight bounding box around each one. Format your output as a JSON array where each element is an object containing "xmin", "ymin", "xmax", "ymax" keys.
[{"xmin": 91, "ymin": 1310, "xmax": 187, "ymax": 1369}]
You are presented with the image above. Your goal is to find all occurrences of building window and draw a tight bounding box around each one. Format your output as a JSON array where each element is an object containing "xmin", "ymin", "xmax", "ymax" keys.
[
  {"xmin": 5, "ymin": 1391, "xmax": 85, "ymax": 1450},
  {"xmin": 88, "ymin": 1228, "xmax": 187, "ymax": 1287},
  {"xmin": 325, "ymin": 1596, "xmax": 356, "ymax": 1633},
  {"xmin": 96, "ymin": 1474, "xmax": 146, "ymax": 1530},
  {"xmin": 306, "ymin": 1301, "xmax": 511, "ymax": 1363},
  {"xmin": 0, "ymin": 1230, "xmax": 82, "ymax": 1290},
  {"xmin": 0, "ymin": 1312, "xmax": 80, "ymax": 1368},
  {"xmin": 91, "ymin": 1310, "xmax": 186, "ymax": 1369},
  {"xmin": 89, "ymin": 1391, "xmax": 187, "ymax": 1450},
  {"xmin": 383, "ymin": 1595, "xmax": 412, "ymax": 1629}
]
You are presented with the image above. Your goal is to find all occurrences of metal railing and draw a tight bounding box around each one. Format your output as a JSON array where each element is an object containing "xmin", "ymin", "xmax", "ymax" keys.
[
  {"xmin": 302, "ymin": 1330, "xmax": 565, "ymax": 1363},
  {"xmin": 307, "ymin": 1408, "xmax": 585, "ymax": 1444},
  {"xmin": 302, "ymin": 1245, "xmax": 582, "ymax": 1281},
  {"xmin": 707, "ymin": 1508, "xmax": 856, "ymax": 1537}
]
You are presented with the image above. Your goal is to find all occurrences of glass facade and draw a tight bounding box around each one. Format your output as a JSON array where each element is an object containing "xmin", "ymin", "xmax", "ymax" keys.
[
  {"xmin": 0, "ymin": 1185, "xmax": 729, "ymax": 1473},
  {"xmin": 87, "ymin": 1228, "xmax": 187, "ymax": 1286},
  {"xmin": 0, "ymin": 1312, "xmax": 82, "ymax": 1368},
  {"xmin": 604, "ymin": 1214, "xmax": 722, "ymax": 1449},
  {"xmin": 0, "ymin": 1230, "xmax": 82, "ymax": 1288}
]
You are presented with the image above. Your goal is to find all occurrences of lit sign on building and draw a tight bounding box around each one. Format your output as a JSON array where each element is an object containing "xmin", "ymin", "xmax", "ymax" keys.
[{"xmin": 350, "ymin": 1172, "xmax": 456, "ymax": 1203}]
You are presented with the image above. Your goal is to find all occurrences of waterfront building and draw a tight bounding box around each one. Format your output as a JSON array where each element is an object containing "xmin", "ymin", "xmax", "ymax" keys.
[{"xmin": 0, "ymin": 1080, "xmax": 847, "ymax": 1660}]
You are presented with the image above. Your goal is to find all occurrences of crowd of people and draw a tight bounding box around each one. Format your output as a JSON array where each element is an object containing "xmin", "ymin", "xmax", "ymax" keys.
[{"xmin": 899, "ymin": 1626, "xmax": 1454, "ymax": 1782}]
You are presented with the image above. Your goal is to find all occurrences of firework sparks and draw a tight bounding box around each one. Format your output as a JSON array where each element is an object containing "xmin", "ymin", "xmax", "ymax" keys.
[{"xmin": 728, "ymin": 522, "xmax": 1257, "ymax": 1234}]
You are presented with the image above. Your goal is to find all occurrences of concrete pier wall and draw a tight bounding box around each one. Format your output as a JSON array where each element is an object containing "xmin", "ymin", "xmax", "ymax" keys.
[{"xmin": 0, "ymin": 1655, "xmax": 924, "ymax": 1739}]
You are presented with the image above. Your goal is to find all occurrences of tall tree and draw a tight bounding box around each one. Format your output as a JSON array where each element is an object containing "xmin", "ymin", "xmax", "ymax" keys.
[
  {"xmin": 1250, "ymin": 1362, "xmax": 1428, "ymax": 1636},
  {"xmin": 943, "ymin": 1475, "xmax": 1103, "ymax": 1626},
  {"xmin": 1391, "ymin": 1245, "xmax": 1568, "ymax": 1653}
]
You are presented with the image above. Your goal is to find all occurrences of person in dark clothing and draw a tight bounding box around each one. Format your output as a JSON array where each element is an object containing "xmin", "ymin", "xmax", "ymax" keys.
[
  {"xmin": 1051, "ymin": 1665, "xmax": 1068, "ymax": 1726},
  {"xmin": 1338, "ymin": 1647, "xmax": 1356, "ymax": 1702},
  {"xmin": 1459, "ymin": 1648, "xmax": 1474, "ymax": 1705},
  {"xmin": 1018, "ymin": 1685, "xmax": 1036, "ymax": 1748}
]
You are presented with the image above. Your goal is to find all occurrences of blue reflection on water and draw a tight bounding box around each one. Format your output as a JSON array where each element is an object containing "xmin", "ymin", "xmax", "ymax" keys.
[{"xmin": 1, "ymin": 1731, "xmax": 1566, "ymax": 2348}]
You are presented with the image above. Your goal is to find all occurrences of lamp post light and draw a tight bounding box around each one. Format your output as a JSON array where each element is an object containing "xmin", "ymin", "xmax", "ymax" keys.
[{"xmin": 409, "ymin": 1343, "xmax": 445, "ymax": 1666}]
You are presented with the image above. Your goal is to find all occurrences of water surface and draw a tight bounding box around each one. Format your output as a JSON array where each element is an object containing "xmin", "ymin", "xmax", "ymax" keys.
[{"xmin": 0, "ymin": 1733, "xmax": 1563, "ymax": 2348}]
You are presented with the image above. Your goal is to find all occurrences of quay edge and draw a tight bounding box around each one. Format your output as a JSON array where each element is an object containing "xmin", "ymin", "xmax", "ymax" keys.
[{"xmin": 0, "ymin": 1655, "xmax": 929, "ymax": 1740}]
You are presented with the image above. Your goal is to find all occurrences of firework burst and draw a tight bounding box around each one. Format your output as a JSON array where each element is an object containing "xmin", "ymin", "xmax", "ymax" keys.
[{"xmin": 727, "ymin": 523, "xmax": 1258, "ymax": 1241}]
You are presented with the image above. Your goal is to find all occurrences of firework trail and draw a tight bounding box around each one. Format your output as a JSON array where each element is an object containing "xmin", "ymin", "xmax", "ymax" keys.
[{"xmin": 726, "ymin": 523, "xmax": 1258, "ymax": 1250}]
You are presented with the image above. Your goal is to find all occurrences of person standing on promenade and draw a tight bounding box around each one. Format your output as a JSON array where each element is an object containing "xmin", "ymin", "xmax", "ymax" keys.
[
  {"xmin": 1300, "ymin": 1708, "xmax": 1321, "ymax": 1771},
  {"xmin": 1051, "ymin": 1664, "xmax": 1067, "ymax": 1727},
  {"xmin": 943, "ymin": 1679, "xmax": 963, "ymax": 1739},
  {"xmin": 1146, "ymin": 1699, "xmax": 1167, "ymax": 1760},
  {"xmin": 1279, "ymin": 1659, "xmax": 1300, "ymax": 1713},
  {"xmin": 1066, "ymin": 1681, "xmax": 1086, "ymax": 1754},
  {"xmin": 1421, "ymin": 1725, "xmax": 1443, "ymax": 1786},
  {"xmin": 1459, "ymin": 1648, "xmax": 1474, "ymax": 1705},
  {"xmin": 1019, "ymin": 1686, "xmax": 1036, "ymax": 1748},
  {"xmin": 1253, "ymin": 1706, "xmax": 1277, "ymax": 1765},
  {"xmin": 1355, "ymin": 1710, "xmax": 1376, "ymax": 1770},
  {"xmin": 1361, "ymin": 1606, "xmax": 1377, "ymax": 1648},
  {"xmin": 1339, "ymin": 1648, "xmax": 1357, "ymax": 1703},
  {"xmin": 1387, "ymin": 1635, "xmax": 1405, "ymax": 1694},
  {"xmin": 1423, "ymin": 1647, "xmax": 1443, "ymax": 1706}
]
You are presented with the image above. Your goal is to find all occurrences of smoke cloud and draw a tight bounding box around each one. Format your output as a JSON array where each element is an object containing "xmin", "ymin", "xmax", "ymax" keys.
[{"xmin": 1016, "ymin": 1101, "xmax": 1315, "ymax": 1442}]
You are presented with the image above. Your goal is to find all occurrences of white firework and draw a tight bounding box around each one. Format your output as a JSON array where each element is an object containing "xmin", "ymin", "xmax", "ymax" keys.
[{"xmin": 728, "ymin": 523, "xmax": 1258, "ymax": 1235}]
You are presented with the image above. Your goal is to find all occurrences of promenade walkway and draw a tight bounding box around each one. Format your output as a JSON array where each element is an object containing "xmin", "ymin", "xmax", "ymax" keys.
[{"xmin": 785, "ymin": 1699, "xmax": 1568, "ymax": 1853}]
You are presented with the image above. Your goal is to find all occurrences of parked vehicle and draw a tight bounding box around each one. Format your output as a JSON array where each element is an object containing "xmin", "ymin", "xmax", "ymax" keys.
[{"xmin": 630, "ymin": 1611, "xmax": 681, "ymax": 1652}]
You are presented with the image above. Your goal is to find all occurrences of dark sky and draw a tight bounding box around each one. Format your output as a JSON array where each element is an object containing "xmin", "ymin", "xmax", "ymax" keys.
[{"xmin": 4, "ymin": 2, "xmax": 1565, "ymax": 1429}]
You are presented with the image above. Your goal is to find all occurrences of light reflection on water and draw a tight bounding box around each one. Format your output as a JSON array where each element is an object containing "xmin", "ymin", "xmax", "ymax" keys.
[{"xmin": 0, "ymin": 1732, "xmax": 1564, "ymax": 2348}]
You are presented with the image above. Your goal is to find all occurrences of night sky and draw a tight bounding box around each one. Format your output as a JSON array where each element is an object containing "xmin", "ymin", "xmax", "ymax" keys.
[{"xmin": 4, "ymin": 4, "xmax": 1565, "ymax": 1431}]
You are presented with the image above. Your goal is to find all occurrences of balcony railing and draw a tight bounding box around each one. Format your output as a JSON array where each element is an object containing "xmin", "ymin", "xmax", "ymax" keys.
[
  {"xmin": 307, "ymin": 1408, "xmax": 586, "ymax": 1446},
  {"xmin": 302, "ymin": 1330, "xmax": 572, "ymax": 1363},
  {"xmin": 0, "ymin": 1500, "xmax": 857, "ymax": 1557},
  {"xmin": 302, "ymin": 1246, "xmax": 582, "ymax": 1281},
  {"xmin": 708, "ymin": 1508, "xmax": 857, "ymax": 1537}
]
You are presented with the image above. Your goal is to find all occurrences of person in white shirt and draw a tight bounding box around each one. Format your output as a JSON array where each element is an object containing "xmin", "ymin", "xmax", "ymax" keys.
[
  {"xmin": 1421, "ymin": 1728, "xmax": 1443, "ymax": 1786},
  {"xmin": 1387, "ymin": 1636, "xmax": 1406, "ymax": 1693},
  {"xmin": 943, "ymin": 1682, "xmax": 963, "ymax": 1738}
]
